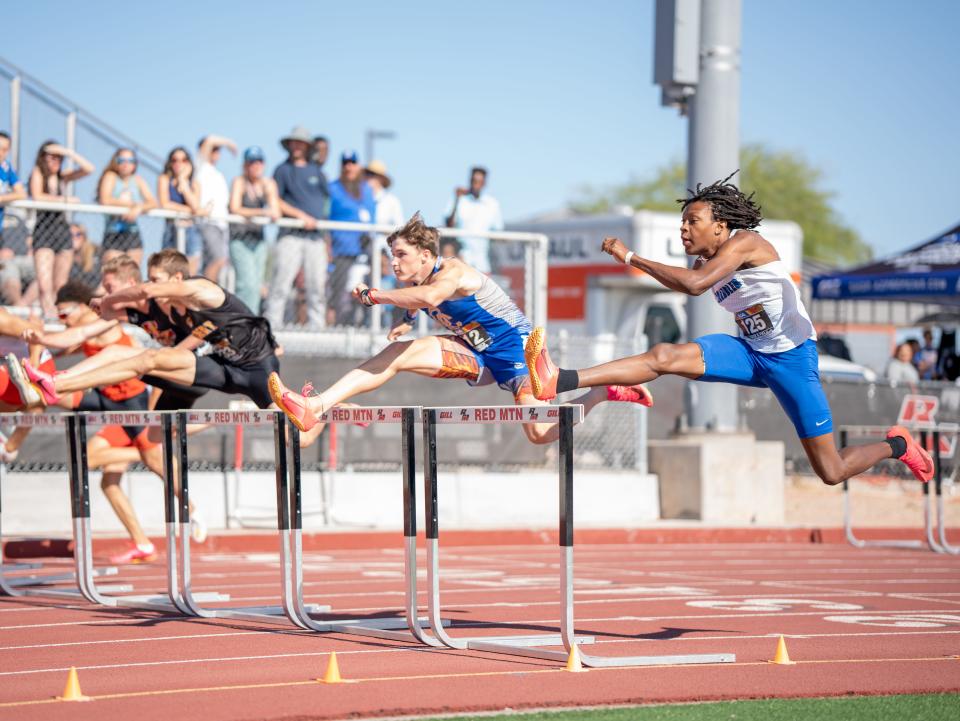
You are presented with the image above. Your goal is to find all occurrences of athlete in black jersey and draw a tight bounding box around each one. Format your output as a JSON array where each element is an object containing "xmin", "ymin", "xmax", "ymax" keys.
[{"xmin": 21, "ymin": 249, "xmax": 281, "ymax": 409}]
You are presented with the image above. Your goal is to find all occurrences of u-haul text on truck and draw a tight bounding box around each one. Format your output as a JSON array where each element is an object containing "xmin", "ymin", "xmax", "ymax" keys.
[{"xmin": 501, "ymin": 208, "xmax": 803, "ymax": 346}]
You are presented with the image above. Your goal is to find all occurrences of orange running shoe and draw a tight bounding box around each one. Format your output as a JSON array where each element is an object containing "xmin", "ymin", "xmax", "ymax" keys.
[
  {"xmin": 525, "ymin": 327, "xmax": 559, "ymax": 401},
  {"xmin": 607, "ymin": 384, "xmax": 654, "ymax": 407},
  {"xmin": 268, "ymin": 372, "xmax": 318, "ymax": 432},
  {"xmin": 886, "ymin": 425, "xmax": 934, "ymax": 483},
  {"xmin": 109, "ymin": 543, "xmax": 157, "ymax": 564}
]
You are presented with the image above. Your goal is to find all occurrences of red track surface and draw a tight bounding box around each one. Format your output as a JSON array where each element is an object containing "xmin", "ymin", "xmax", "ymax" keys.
[{"xmin": 2, "ymin": 538, "xmax": 959, "ymax": 721}]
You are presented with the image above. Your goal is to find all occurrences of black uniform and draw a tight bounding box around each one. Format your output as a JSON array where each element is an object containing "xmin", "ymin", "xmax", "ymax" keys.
[{"xmin": 173, "ymin": 282, "xmax": 279, "ymax": 409}]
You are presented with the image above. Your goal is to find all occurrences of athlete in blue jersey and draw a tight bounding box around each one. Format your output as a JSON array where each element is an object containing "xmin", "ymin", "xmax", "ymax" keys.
[{"xmin": 269, "ymin": 213, "xmax": 651, "ymax": 445}]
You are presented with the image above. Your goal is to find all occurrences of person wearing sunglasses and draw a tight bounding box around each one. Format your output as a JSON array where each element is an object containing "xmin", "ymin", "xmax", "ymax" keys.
[
  {"xmin": 28, "ymin": 140, "xmax": 94, "ymax": 319},
  {"xmin": 67, "ymin": 223, "xmax": 102, "ymax": 290},
  {"xmin": 97, "ymin": 147, "xmax": 157, "ymax": 266},
  {"xmin": 157, "ymin": 146, "xmax": 204, "ymax": 276}
]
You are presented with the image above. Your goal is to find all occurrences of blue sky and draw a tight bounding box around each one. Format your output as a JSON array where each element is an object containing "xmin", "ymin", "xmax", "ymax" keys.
[{"xmin": 2, "ymin": 0, "xmax": 957, "ymax": 260}]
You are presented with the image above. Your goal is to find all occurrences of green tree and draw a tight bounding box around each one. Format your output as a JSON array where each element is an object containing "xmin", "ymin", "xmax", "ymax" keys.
[{"xmin": 570, "ymin": 144, "xmax": 871, "ymax": 265}]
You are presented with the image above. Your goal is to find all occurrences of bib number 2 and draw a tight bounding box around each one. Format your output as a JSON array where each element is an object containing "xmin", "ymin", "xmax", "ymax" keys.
[
  {"xmin": 462, "ymin": 321, "xmax": 492, "ymax": 352},
  {"xmin": 735, "ymin": 304, "xmax": 773, "ymax": 337}
]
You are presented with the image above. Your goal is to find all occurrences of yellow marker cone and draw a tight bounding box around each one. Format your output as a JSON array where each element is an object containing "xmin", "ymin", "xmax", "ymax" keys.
[
  {"xmin": 319, "ymin": 652, "xmax": 343, "ymax": 683},
  {"xmin": 769, "ymin": 635, "xmax": 796, "ymax": 665},
  {"xmin": 56, "ymin": 667, "xmax": 90, "ymax": 701},
  {"xmin": 565, "ymin": 644, "xmax": 585, "ymax": 672}
]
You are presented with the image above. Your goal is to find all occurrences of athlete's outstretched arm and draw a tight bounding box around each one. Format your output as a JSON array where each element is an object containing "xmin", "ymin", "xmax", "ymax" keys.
[
  {"xmin": 602, "ymin": 235, "xmax": 757, "ymax": 295},
  {"xmin": 354, "ymin": 272, "xmax": 460, "ymax": 310},
  {"xmin": 22, "ymin": 318, "xmax": 119, "ymax": 350}
]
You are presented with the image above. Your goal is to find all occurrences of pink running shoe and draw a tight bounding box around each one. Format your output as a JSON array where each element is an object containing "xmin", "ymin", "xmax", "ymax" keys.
[
  {"xmin": 301, "ymin": 383, "xmax": 369, "ymax": 428},
  {"xmin": 607, "ymin": 384, "xmax": 654, "ymax": 407},
  {"xmin": 524, "ymin": 327, "xmax": 559, "ymax": 401},
  {"xmin": 21, "ymin": 359, "xmax": 59, "ymax": 405},
  {"xmin": 109, "ymin": 543, "xmax": 157, "ymax": 564},
  {"xmin": 887, "ymin": 425, "xmax": 934, "ymax": 483},
  {"xmin": 268, "ymin": 372, "xmax": 318, "ymax": 432}
]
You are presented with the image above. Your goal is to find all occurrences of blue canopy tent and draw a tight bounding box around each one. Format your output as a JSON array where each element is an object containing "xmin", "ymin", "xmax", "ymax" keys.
[{"xmin": 812, "ymin": 223, "xmax": 960, "ymax": 304}]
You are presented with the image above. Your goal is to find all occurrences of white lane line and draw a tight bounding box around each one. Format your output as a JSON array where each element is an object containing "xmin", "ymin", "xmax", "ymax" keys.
[{"xmin": 0, "ymin": 629, "xmax": 288, "ymax": 651}]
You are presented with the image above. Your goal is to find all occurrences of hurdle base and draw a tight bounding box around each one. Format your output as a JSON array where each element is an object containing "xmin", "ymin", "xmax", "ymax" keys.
[{"xmin": 470, "ymin": 634, "xmax": 595, "ymax": 648}]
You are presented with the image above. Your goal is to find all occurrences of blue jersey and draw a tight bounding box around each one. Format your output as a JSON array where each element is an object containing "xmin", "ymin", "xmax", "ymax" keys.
[{"xmin": 425, "ymin": 273, "xmax": 532, "ymax": 385}]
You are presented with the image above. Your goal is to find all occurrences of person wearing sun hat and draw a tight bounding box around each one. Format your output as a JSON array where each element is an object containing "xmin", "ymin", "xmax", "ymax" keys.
[
  {"xmin": 264, "ymin": 125, "xmax": 330, "ymax": 329},
  {"xmin": 365, "ymin": 159, "xmax": 404, "ymax": 241}
]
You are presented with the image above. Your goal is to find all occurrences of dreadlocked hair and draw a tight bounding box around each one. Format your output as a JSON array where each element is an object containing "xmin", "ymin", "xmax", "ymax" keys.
[{"xmin": 678, "ymin": 170, "xmax": 763, "ymax": 230}]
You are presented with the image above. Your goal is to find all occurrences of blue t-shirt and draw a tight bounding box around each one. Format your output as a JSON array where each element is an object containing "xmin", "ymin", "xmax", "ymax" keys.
[
  {"xmin": 273, "ymin": 161, "xmax": 328, "ymax": 236},
  {"xmin": 328, "ymin": 179, "xmax": 376, "ymax": 256},
  {"xmin": 0, "ymin": 161, "xmax": 20, "ymax": 225}
]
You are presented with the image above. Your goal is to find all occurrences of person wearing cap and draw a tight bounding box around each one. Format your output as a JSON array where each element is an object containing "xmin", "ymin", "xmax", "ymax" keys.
[
  {"xmin": 327, "ymin": 150, "xmax": 376, "ymax": 326},
  {"xmin": 265, "ymin": 126, "xmax": 329, "ymax": 329},
  {"xmin": 228, "ymin": 147, "xmax": 280, "ymax": 313},
  {"xmin": 444, "ymin": 166, "xmax": 502, "ymax": 275},
  {"xmin": 196, "ymin": 134, "xmax": 238, "ymax": 283}
]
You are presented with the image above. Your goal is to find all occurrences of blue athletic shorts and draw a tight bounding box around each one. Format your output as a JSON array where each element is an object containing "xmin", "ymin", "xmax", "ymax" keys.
[{"xmin": 694, "ymin": 334, "xmax": 833, "ymax": 438}]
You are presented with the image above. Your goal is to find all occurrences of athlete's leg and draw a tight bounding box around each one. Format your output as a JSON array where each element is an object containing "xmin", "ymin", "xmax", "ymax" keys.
[
  {"xmin": 519, "ymin": 386, "xmax": 610, "ymax": 445},
  {"xmin": 88, "ymin": 436, "xmax": 152, "ymax": 548},
  {"xmin": 54, "ymin": 344, "xmax": 142, "ymax": 378},
  {"xmin": 801, "ymin": 434, "xmax": 901, "ymax": 486},
  {"xmin": 48, "ymin": 348, "xmax": 197, "ymax": 397}
]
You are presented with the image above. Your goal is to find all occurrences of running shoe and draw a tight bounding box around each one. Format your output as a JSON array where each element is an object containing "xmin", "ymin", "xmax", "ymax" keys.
[
  {"xmin": 5, "ymin": 353, "xmax": 45, "ymax": 408},
  {"xmin": 524, "ymin": 327, "xmax": 559, "ymax": 401},
  {"xmin": 268, "ymin": 372, "xmax": 318, "ymax": 432},
  {"xmin": 0, "ymin": 430, "xmax": 16, "ymax": 464},
  {"xmin": 190, "ymin": 511, "xmax": 208, "ymax": 544},
  {"xmin": 109, "ymin": 542, "xmax": 157, "ymax": 564},
  {"xmin": 607, "ymin": 383, "xmax": 654, "ymax": 407},
  {"xmin": 21, "ymin": 359, "xmax": 60, "ymax": 405},
  {"xmin": 886, "ymin": 425, "xmax": 934, "ymax": 483}
]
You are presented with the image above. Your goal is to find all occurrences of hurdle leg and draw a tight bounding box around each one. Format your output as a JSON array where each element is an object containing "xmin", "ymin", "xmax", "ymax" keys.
[{"xmin": 932, "ymin": 430, "xmax": 959, "ymax": 554}]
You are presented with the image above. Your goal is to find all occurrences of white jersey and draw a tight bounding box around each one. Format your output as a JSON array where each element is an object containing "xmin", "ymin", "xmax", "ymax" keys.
[{"xmin": 708, "ymin": 259, "xmax": 816, "ymax": 354}]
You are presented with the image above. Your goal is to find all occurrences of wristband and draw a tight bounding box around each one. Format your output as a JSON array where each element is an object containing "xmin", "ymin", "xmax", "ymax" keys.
[
  {"xmin": 623, "ymin": 251, "xmax": 634, "ymax": 266},
  {"xmin": 359, "ymin": 288, "xmax": 380, "ymax": 307},
  {"xmin": 403, "ymin": 309, "xmax": 418, "ymax": 323}
]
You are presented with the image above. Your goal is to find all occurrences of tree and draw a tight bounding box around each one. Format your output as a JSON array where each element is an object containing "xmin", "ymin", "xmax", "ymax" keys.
[{"xmin": 569, "ymin": 144, "xmax": 871, "ymax": 265}]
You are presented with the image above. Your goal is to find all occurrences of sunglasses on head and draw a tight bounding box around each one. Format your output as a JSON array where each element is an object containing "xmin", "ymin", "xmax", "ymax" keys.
[{"xmin": 117, "ymin": 157, "xmax": 136, "ymax": 164}]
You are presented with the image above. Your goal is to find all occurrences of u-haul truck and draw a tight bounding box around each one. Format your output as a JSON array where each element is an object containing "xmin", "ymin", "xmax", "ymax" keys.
[{"xmin": 504, "ymin": 208, "xmax": 803, "ymax": 346}]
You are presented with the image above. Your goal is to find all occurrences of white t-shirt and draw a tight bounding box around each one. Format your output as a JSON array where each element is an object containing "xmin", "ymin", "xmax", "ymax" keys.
[
  {"xmin": 444, "ymin": 192, "xmax": 503, "ymax": 273},
  {"xmin": 373, "ymin": 188, "xmax": 404, "ymax": 231},
  {"xmin": 195, "ymin": 159, "xmax": 229, "ymax": 228}
]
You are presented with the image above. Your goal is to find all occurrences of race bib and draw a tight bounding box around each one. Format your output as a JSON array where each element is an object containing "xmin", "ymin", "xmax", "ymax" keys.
[
  {"xmin": 461, "ymin": 321, "xmax": 492, "ymax": 352},
  {"xmin": 735, "ymin": 304, "xmax": 773, "ymax": 337}
]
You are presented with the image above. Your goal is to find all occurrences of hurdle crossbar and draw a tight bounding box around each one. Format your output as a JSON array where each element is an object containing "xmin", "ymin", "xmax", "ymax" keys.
[
  {"xmin": 422, "ymin": 404, "xmax": 734, "ymax": 667},
  {"xmin": 840, "ymin": 424, "xmax": 957, "ymax": 553}
]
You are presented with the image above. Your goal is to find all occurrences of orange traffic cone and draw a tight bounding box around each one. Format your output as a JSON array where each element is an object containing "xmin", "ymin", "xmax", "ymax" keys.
[
  {"xmin": 769, "ymin": 635, "xmax": 796, "ymax": 665},
  {"xmin": 318, "ymin": 652, "xmax": 343, "ymax": 683},
  {"xmin": 56, "ymin": 667, "xmax": 90, "ymax": 701},
  {"xmin": 565, "ymin": 644, "xmax": 585, "ymax": 672}
]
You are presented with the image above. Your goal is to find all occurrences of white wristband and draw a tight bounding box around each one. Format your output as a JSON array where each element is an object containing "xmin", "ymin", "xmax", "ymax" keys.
[{"xmin": 623, "ymin": 251, "xmax": 634, "ymax": 266}]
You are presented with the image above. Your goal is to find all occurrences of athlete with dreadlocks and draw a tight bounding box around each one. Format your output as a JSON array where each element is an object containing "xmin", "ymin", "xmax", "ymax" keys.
[{"xmin": 525, "ymin": 172, "xmax": 934, "ymax": 486}]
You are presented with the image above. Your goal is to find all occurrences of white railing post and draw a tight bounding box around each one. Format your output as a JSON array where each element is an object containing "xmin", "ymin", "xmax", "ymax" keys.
[{"xmin": 9, "ymin": 75, "xmax": 20, "ymax": 173}]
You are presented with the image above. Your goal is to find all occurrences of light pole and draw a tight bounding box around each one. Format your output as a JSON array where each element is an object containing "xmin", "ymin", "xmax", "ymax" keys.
[{"xmin": 365, "ymin": 129, "xmax": 396, "ymax": 164}]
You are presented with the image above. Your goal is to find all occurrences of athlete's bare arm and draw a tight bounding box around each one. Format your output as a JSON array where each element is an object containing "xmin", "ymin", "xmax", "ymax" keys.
[
  {"xmin": 22, "ymin": 318, "xmax": 120, "ymax": 351},
  {"xmin": 354, "ymin": 263, "xmax": 469, "ymax": 310},
  {"xmin": 102, "ymin": 279, "xmax": 224, "ymax": 316},
  {"xmin": 602, "ymin": 233, "xmax": 778, "ymax": 296}
]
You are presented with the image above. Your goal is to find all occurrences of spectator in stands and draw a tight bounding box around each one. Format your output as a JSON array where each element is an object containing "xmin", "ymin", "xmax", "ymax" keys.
[
  {"xmin": 917, "ymin": 329, "xmax": 939, "ymax": 381},
  {"xmin": 68, "ymin": 223, "xmax": 102, "ymax": 290},
  {"xmin": 0, "ymin": 131, "xmax": 33, "ymax": 305},
  {"xmin": 28, "ymin": 141, "xmax": 94, "ymax": 318},
  {"xmin": 313, "ymin": 135, "xmax": 329, "ymax": 168},
  {"xmin": 265, "ymin": 126, "xmax": 329, "ymax": 329},
  {"xmin": 157, "ymin": 147, "xmax": 204, "ymax": 276},
  {"xmin": 444, "ymin": 166, "xmax": 502, "ymax": 274},
  {"xmin": 195, "ymin": 134, "xmax": 237, "ymax": 282},
  {"xmin": 327, "ymin": 150, "xmax": 375, "ymax": 326},
  {"xmin": 229, "ymin": 146, "xmax": 280, "ymax": 313},
  {"xmin": 439, "ymin": 237, "xmax": 462, "ymax": 260},
  {"xmin": 365, "ymin": 160, "xmax": 403, "ymax": 238},
  {"xmin": 97, "ymin": 147, "xmax": 157, "ymax": 266},
  {"xmin": 886, "ymin": 342, "xmax": 920, "ymax": 384}
]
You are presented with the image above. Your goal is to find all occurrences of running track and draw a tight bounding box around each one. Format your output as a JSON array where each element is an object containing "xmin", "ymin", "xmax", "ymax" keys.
[{"xmin": 1, "ymin": 540, "xmax": 959, "ymax": 720}]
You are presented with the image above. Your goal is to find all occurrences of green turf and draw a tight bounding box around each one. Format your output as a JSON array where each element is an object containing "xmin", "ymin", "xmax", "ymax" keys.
[{"xmin": 425, "ymin": 694, "xmax": 960, "ymax": 721}]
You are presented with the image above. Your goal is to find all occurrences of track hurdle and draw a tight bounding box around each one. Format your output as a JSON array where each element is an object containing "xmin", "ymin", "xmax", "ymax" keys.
[
  {"xmin": 281, "ymin": 405, "xmax": 445, "ymax": 643},
  {"xmin": 0, "ymin": 412, "xmax": 130, "ymax": 599},
  {"xmin": 422, "ymin": 404, "xmax": 736, "ymax": 667},
  {"xmin": 840, "ymin": 424, "xmax": 957, "ymax": 553}
]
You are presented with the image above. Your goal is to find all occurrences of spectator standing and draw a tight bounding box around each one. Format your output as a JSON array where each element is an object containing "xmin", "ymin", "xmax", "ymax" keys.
[
  {"xmin": 444, "ymin": 166, "xmax": 502, "ymax": 274},
  {"xmin": 195, "ymin": 134, "xmax": 237, "ymax": 282},
  {"xmin": 229, "ymin": 146, "xmax": 280, "ymax": 313},
  {"xmin": 68, "ymin": 223, "xmax": 102, "ymax": 290},
  {"xmin": 0, "ymin": 131, "xmax": 33, "ymax": 305},
  {"xmin": 327, "ymin": 150, "xmax": 375, "ymax": 326},
  {"xmin": 97, "ymin": 147, "xmax": 157, "ymax": 266},
  {"xmin": 917, "ymin": 329, "xmax": 938, "ymax": 381},
  {"xmin": 886, "ymin": 342, "xmax": 920, "ymax": 384},
  {"xmin": 265, "ymin": 126, "xmax": 329, "ymax": 329},
  {"xmin": 439, "ymin": 237, "xmax": 462, "ymax": 260},
  {"xmin": 313, "ymin": 135, "xmax": 329, "ymax": 168},
  {"xmin": 28, "ymin": 141, "xmax": 94, "ymax": 318},
  {"xmin": 365, "ymin": 160, "xmax": 403, "ymax": 238},
  {"xmin": 157, "ymin": 147, "xmax": 204, "ymax": 276}
]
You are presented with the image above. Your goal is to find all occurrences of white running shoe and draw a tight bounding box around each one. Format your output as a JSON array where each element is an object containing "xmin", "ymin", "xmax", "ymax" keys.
[
  {"xmin": 5, "ymin": 353, "xmax": 43, "ymax": 408},
  {"xmin": 190, "ymin": 511, "xmax": 208, "ymax": 544},
  {"xmin": 0, "ymin": 431, "xmax": 15, "ymax": 464}
]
